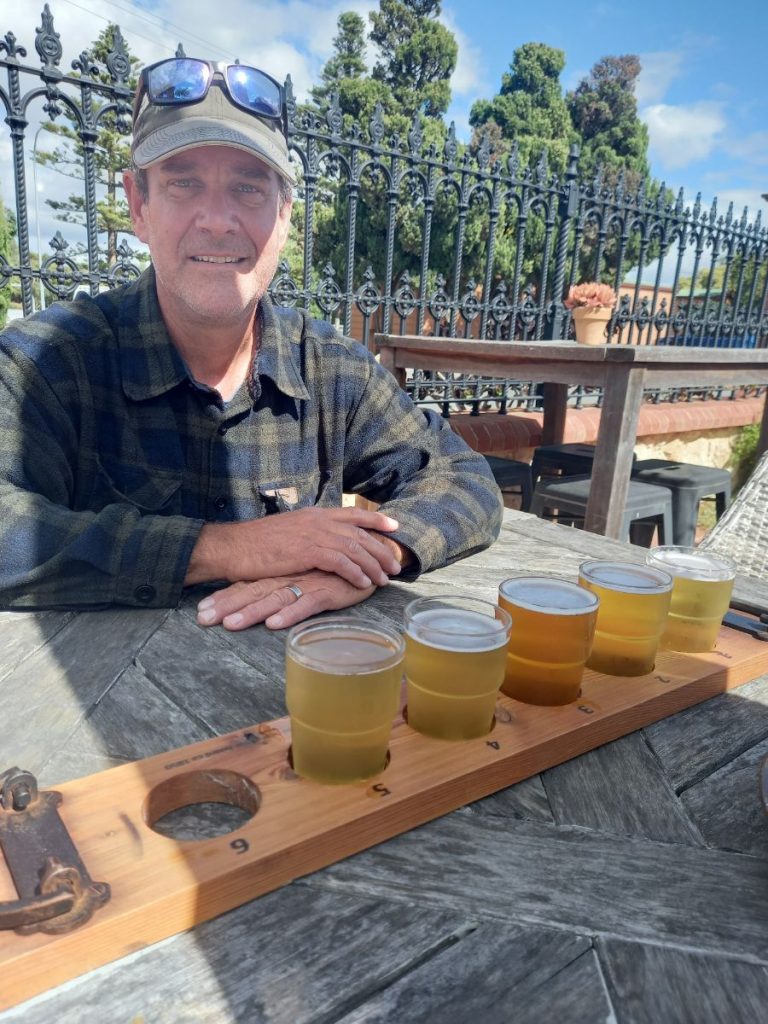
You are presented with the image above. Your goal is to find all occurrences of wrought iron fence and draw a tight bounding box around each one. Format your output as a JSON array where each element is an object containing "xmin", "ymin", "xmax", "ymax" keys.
[{"xmin": 2, "ymin": 5, "xmax": 767, "ymax": 415}]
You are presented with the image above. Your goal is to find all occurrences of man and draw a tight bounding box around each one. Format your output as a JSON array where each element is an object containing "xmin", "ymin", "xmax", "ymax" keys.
[{"xmin": 0, "ymin": 58, "xmax": 502, "ymax": 631}]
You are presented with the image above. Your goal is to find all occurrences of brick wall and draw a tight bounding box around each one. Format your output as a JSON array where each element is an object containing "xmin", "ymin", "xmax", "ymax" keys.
[{"xmin": 447, "ymin": 397, "xmax": 765, "ymax": 470}]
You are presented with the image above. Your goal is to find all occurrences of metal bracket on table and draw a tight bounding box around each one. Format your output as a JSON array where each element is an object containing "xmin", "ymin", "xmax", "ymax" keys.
[
  {"xmin": 0, "ymin": 767, "xmax": 110, "ymax": 934},
  {"xmin": 723, "ymin": 610, "xmax": 768, "ymax": 642}
]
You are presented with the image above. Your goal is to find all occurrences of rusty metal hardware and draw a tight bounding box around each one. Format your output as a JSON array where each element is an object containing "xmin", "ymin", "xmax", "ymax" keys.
[{"xmin": 0, "ymin": 767, "xmax": 110, "ymax": 934}]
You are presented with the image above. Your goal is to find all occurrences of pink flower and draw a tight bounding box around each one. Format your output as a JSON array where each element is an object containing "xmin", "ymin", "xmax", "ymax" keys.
[{"xmin": 564, "ymin": 282, "xmax": 617, "ymax": 309}]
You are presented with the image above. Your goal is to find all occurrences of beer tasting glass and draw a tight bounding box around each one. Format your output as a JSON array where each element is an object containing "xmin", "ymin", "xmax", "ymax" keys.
[
  {"xmin": 578, "ymin": 560, "xmax": 673, "ymax": 676},
  {"xmin": 645, "ymin": 546, "xmax": 736, "ymax": 653},
  {"xmin": 285, "ymin": 616, "xmax": 405, "ymax": 784},
  {"xmin": 403, "ymin": 595, "xmax": 511, "ymax": 740},
  {"xmin": 498, "ymin": 576, "xmax": 600, "ymax": 705}
]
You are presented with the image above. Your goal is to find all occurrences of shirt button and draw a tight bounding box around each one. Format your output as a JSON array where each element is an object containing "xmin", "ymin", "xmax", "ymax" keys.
[
  {"xmin": 214, "ymin": 496, "xmax": 228, "ymax": 511},
  {"xmin": 135, "ymin": 584, "xmax": 156, "ymax": 604},
  {"xmin": 218, "ymin": 424, "xmax": 228, "ymax": 436}
]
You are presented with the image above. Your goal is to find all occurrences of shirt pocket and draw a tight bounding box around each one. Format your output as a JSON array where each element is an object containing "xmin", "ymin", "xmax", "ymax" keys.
[
  {"xmin": 92, "ymin": 454, "xmax": 182, "ymax": 513},
  {"xmin": 258, "ymin": 468, "xmax": 342, "ymax": 514}
]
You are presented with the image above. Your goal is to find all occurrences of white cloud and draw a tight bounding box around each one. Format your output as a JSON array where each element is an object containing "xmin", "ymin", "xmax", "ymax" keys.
[
  {"xmin": 440, "ymin": 8, "xmax": 485, "ymax": 98},
  {"xmin": 642, "ymin": 101, "xmax": 726, "ymax": 170},
  {"xmin": 729, "ymin": 131, "xmax": 768, "ymax": 166},
  {"xmin": 635, "ymin": 50, "xmax": 684, "ymax": 106},
  {"xmin": 709, "ymin": 188, "xmax": 767, "ymax": 224},
  {"xmin": 5, "ymin": 1, "xmax": 374, "ymax": 97}
]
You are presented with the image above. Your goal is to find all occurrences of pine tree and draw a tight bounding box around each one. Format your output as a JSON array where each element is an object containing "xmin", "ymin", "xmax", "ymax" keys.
[
  {"xmin": 307, "ymin": 4, "xmax": 460, "ymax": 298},
  {"xmin": 33, "ymin": 25, "xmax": 140, "ymax": 268},
  {"xmin": 308, "ymin": 11, "xmax": 389, "ymax": 125},
  {"xmin": 369, "ymin": 0, "xmax": 457, "ymax": 119},
  {"xmin": 469, "ymin": 42, "xmax": 574, "ymax": 174},
  {"xmin": 566, "ymin": 55, "xmax": 670, "ymax": 283},
  {"xmin": 311, "ymin": 13, "xmax": 368, "ymax": 108},
  {"xmin": 567, "ymin": 56, "xmax": 648, "ymax": 180}
]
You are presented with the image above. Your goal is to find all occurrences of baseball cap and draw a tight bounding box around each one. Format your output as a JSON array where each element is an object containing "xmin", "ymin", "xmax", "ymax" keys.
[{"xmin": 132, "ymin": 72, "xmax": 296, "ymax": 185}]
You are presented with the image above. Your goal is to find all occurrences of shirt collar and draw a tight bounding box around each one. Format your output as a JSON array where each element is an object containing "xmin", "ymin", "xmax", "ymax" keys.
[{"xmin": 117, "ymin": 269, "xmax": 310, "ymax": 403}]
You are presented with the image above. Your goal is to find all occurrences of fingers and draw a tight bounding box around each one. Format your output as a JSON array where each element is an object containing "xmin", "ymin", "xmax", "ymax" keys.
[
  {"xmin": 339, "ymin": 509, "xmax": 399, "ymax": 534},
  {"xmin": 193, "ymin": 508, "xmax": 403, "ymax": 591},
  {"xmin": 196, "ymin": 574, "xmax": 375, "ymax": 631},
  {"xmin": 312, "ymin": 530, "xmax": 399, "ymax": 588},
  {"xmin": 196, "ymin": 581, "xmax": 267, "ymax": 625}
]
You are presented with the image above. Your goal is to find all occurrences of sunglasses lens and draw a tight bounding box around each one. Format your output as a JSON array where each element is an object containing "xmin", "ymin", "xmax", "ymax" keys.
[
  {"xmin": 148, "ymin": 59, "xmax": 210, "ymax": 103},
  {"xmin": 226, "ymin": 66, "xmax": 282, "ymax": 117}
]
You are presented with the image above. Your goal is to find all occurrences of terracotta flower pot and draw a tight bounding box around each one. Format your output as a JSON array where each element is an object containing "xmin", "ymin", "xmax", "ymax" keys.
[{"xmin": 571, "ymin": 306, "xmax": 612, "ymax": 345}]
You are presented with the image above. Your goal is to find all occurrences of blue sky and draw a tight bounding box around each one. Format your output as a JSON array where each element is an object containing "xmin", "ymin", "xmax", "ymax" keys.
[
  {"xmin": 442, "ymin": 0, "xmax": 767, "ymax": 221},
  {"xmin": 3, "ymin": 0, "xmax": 767, "ymax": 254}
]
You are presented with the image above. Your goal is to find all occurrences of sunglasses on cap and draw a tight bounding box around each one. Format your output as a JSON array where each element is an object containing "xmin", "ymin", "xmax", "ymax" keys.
[{"xmin": 134, "ymin": 58, "xmax": 286, "ymax": 131}]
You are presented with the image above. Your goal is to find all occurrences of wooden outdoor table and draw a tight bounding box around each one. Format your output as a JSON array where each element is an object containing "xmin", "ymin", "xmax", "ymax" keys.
[
  {"xmin": 375, "ymin": 336, "xmax": 768, "ymax": 541},
  {"xmin": 2, "ymin": 509, "xmax": 768, "ymax": 1022}
]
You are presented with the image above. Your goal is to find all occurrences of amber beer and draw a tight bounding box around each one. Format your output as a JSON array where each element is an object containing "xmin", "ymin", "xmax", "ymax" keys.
[
  {"xmin": 578, "ymin": 560, "xmax": 673, "ymax": 676},
  {"xmin": 499, "ymin": 576, "xmax": 599, "ymax": 705},
  {"xmin": 646, "ymin": 546, "xmax": 736, "ymax": 652},
  {"xmin": 285, "ymin": 617, "xmax": 404, "ymax": 784},
  {"xmin": 403, "ymin": 596, "xmax": 511, "ymax": 740}
]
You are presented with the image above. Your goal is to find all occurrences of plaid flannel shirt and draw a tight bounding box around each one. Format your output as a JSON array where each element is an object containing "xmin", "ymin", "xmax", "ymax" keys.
[{"xmin": 0, "ymin": 269, "xmax": 502, "ymax": 609}]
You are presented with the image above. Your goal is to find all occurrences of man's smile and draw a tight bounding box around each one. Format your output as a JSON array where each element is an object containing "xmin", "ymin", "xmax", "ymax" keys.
[{"xmin": 190, "ymin": 255, "xmax": 247, "ymax": 264}]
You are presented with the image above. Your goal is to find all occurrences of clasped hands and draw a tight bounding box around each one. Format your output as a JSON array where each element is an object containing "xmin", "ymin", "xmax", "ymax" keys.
[{"xmin": 191, "ymin": 506, "xmax": 408, "ymax": 631}]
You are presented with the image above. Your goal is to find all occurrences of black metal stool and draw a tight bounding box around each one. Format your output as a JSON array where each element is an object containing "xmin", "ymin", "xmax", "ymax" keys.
[
  {"xmin": 530, "ymin": 443, "xmax": 597, "ymax": 484},
  {"xmin": 483, "ymin": 456, "xmax": 533, "ymax": 512},
  {"xmin": 530, "ymin": 474, "xmax": 673, "ymax": 545},
  {"xmin": 531, "ymin": 443, "xmax": 637, "ymax": 484},
  {"xmin": 631, "ymin": 459, "xmax": 732, "ymax": 546}
]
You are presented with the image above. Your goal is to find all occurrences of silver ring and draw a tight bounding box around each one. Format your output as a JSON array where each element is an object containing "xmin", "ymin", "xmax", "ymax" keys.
[{"xmin": 285, "ymin": 584, "xmax": 303, "ymax": 600}]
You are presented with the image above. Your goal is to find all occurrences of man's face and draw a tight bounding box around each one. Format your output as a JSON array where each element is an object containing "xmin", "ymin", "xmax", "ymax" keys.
[{"xmin": 124, "ymin": 145, "xmax": 291, "ymax": 332}]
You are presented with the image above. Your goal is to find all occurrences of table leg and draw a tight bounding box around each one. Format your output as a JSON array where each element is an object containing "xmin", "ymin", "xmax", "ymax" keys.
[
  {"xmin": 542, "ymin": 383, "xmax": 569, "ymax": 445},
  {"xmin": 379, "ymin": 348, "xmax": 407, "ymax": 390},
  {"xmin": 585, "ymin": 366, "xmax": 645, "ymax": 538},
  {"xmin": 759, "ymin": 388, "xmax": 768, "ymax": 457}
]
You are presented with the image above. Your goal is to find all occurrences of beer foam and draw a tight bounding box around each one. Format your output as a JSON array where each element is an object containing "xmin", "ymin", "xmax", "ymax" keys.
[
  {"xmin": 500, "ymin": 576, "xmax": 598, "ymax": 614},
  {"xmin": 580, "ymin": 560, "xmax": 672, "ymax": 593},
  {"xmin": 647, "ymin": 547, "xmax": 735, "ymax": 582},
  {"xmin": 293, "ymin": 629, "xmax": 403, "ymax": 673},
  {"xmin": 407, "ymin": 608, "xmax": 508, "ymax": 652}
]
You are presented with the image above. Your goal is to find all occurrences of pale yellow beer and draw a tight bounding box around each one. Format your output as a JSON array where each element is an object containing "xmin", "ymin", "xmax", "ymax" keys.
[
  {"xmin": 578, "ymin": 560, "xmax": 673, "ymax": 676},
  {"xmin": 285, "ymin": 617, "xmax": 404, "ymax": 784},
  {"xmin": 403, "ymin": 596, "xmax": 511, "ymax": 740},
  {"xmin": 646, "ymin": 546, "xmax": 736, "ymax": 652},
  {"xmin": 499, "ymin": 576, "xmax": 599, "ymax": 705}
]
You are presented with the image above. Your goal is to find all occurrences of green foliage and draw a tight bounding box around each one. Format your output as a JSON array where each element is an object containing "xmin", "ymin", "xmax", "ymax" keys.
[
  {"xmin": 34, "ymin": 25, "xmax": 140, "ymax": 269},
  {"xmin": 730, "ymin": 423, "xmax": 760, "ymax": 488},
  {"xmin": 303, "ymin": 7, "xmax": 459, "ymax": 292},
  {"xmin": 298, "ymin": 12, "xmax": 674, "ymax": 307},
  {"xmin": 0, "ymin": 199, "xmax": 16, "ymax": 328},
  {"xmin": 369, "ymin": 0, "xmax": 457, "ymax": 119},
  {"xmin": 567, "ymin": 56, "xmax": 648, "ymax": 178},
  {"xmin": 678, "ymin": 252, "xmax": 766, "ymax": 326},
  {"xmin": 310, "ymin": 12, "xmax": 368, "ymax": 110},
  {"xmin": 466, "ymin": 43, "xmax": 575, "ymax": 292},
  {"xmin": 470, "ymin": 42, "xmax": 574, "ymax": 174},
  {"xmin": 308, "ymin": 12, "xmax": 390, "ymax": 130},
  {"xmin": 566, "ymin": 55, "xmax": 668, "ymax": 283}
]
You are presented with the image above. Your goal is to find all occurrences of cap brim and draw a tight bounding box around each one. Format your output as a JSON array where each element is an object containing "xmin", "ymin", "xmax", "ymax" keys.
[{"xmin": 132, "ymin": 115, "xmax": 297, "ymax": 185}]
